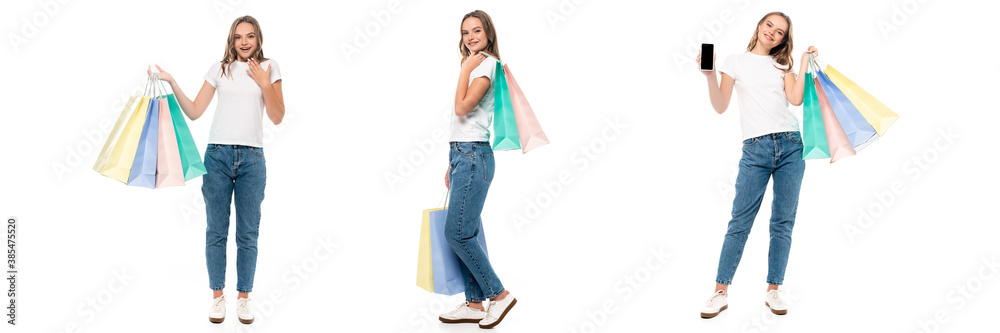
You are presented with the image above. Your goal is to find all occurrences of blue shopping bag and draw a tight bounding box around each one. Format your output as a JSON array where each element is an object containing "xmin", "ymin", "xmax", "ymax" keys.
[
  {"xmin": 429, "ymin": 208, "xmax": 488, "ymax": 295},
  {"xmin": 127, "ymin": 97, "xmax": 159, "ymax": 188},
  {"xmin": 814, "ymin": 69, "xmax": 878, "ymax": 149}
]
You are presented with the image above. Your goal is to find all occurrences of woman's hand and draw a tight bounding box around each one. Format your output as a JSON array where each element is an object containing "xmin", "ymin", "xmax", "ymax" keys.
[
  {"xmin": 247, "ymin": 58, "xmax": 271, "ymax": 87},
  {"xmin": 696, "ymin": 50, "xmax": 716, "ymax": 77},
  {"xmin": 461, "ymin": 53, "xmax": 487, "ymax": 74},
  {"xmin": 800, "ymin": 46, "xmax": 818, "ymax": 66},
  {"xmin": 787, "ymin": 46, "xmax": 820, "ymax": 106},
  {"xmin": 444, "ymin": 166, "xmax": 450, "ymax": 189},
  {"xmin": 148, "ymin": 65, "xmax": 174, "ymax": 84}
]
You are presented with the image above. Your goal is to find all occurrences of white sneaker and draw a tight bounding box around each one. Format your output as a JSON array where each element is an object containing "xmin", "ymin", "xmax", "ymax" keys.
[
  {"xmin": 765, "ymin": 290, "xmax": 788, "ymax": 315},
  {"xmin": 700, "ymin": 290, "xmax": 728, "ymax": 318},
  {"xmin": 479, "ymin": 292, "xmax": 516, "ymax": 329},
  {"xmin": 208, "ymin": 296, "xmax": 226, "ymax": 323},
  {"xmin": 439, "ymin": 302, "xmax": 486, "ymax": 324},
  {"xmin": 236, "ymin": 298, "xmax": 255, "ymax": 324}
]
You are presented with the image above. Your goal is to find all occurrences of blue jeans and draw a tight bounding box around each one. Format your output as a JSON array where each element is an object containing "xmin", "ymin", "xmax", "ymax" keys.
[
  {"xmin": 716, "ymin": 132, "xmax": 805, "ymax": 286},
  {"xmin": 446, "ymin": 142, "xmax": 504, "ymax": 302},
  {"xmin": 203, "ymin": 144, "xmax": 266, "ymax": 293}
]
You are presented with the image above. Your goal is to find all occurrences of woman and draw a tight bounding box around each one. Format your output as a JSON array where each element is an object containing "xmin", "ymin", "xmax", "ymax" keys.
[
  {"xmin": 436, "ymin": 9, "xmax": 516, "ymax": 329},
  {"xmin": 696, "ymin": 11, "xmax": 817, "ymax": 318},
  {"xmin": 150, "ymin": 15, "xmax": 284, "ymax": 324}
]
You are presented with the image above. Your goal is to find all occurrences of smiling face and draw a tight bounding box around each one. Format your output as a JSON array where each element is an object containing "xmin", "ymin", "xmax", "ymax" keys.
[
  {"xmin": 461, "ymin": 17, "xmax": 488, "ymax": 54},
  {"xmin": 233, "ymin": 22, "xmax": 258, "ymax": 61},
  {"xmin": 756, "ymin": 15, "xmax": 788, "ymax": 50}
]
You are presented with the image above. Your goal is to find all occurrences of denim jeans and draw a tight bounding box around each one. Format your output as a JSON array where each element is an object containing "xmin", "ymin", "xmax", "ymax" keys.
[
  {"xmin": 445, "ymin": 142, "xmax": 504, "ymax": 302},
  {"xmin": 203, "ymin": 144, "xmax": 266, "ymax": 293},
  {"xmin": 716, "ymin": 132, "xmax": 805, "ymax": 286}
]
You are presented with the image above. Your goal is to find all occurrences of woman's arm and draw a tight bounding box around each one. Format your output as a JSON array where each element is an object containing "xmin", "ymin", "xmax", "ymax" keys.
[
  {"xmin": 248, "ymin": 58, "xmax": 285, "ymax": 125},
  {"xmin": 784, "ymin": 46, "xmax": 818, "ymax": 106},
  {"xmin": 148, "ymin": 65, "xmax": 215, "ymax": 120},
  {"xmin": 454, "ymin": 53, "xmax": 490, "ymax": 117},
  {"xmin": 697, "ymin": 52, "xmax": 735, "ymax": 114}
]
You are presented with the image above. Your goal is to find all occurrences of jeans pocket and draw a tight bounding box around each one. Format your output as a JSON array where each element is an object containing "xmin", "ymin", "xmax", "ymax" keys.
[
  {"xmin": 481, "ymin": 153, "xmax": 494, "ymax": 183},
  {"xmin": 787, "ymin": 132, "xmax": 803, "ymax": 145},
  {"xmin": 742, "ymin": 137, "xmax": 759, "ymax": 147},
  {"xmin": 250, "ymin": 147, "xmax": 265, "ymax": 158},
  {"xmin": 206, "ymin": 144, "xmax": 223, "ymax": 153},
  {"xmin": 454, "ymin": 143, "xmax": 474, "ymax": 157}
]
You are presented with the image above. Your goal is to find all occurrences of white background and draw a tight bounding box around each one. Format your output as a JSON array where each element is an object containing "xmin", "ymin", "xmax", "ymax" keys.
[{"xmin": 1, "ymin": 0, "xmax": 998, "ymax": 332}]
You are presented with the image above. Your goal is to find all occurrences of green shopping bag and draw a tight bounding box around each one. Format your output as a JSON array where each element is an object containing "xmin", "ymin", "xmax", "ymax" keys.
[
  {"xmin": 489, "ymin": 56, "xmax": 520, "ymax": 151},
  {"xmin": 164, "ymin": 93, "xmax": 207, "ymax": 180},
  {"xmin": 802, "ymin": 71, "xmax": 830, "ymax": 159}
]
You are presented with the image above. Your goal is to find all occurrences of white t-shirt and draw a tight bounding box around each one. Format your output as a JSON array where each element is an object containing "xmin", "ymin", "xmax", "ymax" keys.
[
  {"xmin": 450, "ymin": 57, "xmax": 497, "ymax": 142},
  {"xmin": 203, "ymin": 59, "xmax": 282, "ymax": 148},
  {"xmin": 719, "ymin": 52, "xmax": 799, "ymax": 140}
]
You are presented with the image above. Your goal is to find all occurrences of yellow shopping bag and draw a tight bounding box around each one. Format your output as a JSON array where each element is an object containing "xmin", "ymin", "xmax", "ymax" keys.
[
  {"xmin": 97, "ymin": 96, "xmax": 151, "ymax": 183},
  {"xmin": 93, "ymin": 95, "xmax": 140, "ymax": 172},
  {"xmin": 416, "ymin": 207, "xmax": 445, "ymax": 293},
  {"xmin": 823, "ymin": 66, "xmax": 899, "ymax": 136}
]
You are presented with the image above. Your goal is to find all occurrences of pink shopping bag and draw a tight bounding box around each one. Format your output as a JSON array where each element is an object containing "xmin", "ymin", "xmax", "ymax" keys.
[
  {"xmin": 155, "ymin": 98, "xmax": 185, "ymax": 187},
  {"xmin": 503, "ymin": 64, "xmax": 549, "ymax": 154}
]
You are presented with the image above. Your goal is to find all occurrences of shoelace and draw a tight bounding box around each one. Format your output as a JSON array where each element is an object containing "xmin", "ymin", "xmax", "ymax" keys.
[
  {"xmin": 704, "ymin": 291, "xmax": 725, "ymax": 308},
  {"xmin": 237, "ymin": 299, "xmax": 251, "ymax": 313},
  {"xmin": 767, "ymin": 291, "xmax": 783, "ymax": 306},
  {"xmin": 451, "ymin": 302, "xmax": 482, "ymax": 314},
  {"xmin": 212, "ymin": 297, "xmax": 225, "ymax": 310},
  {"xmin": 483, "ymin": 300, "xmax": 499, "ymax": 320},
  {"xmin": 453, "ymin": 302, "xmax": 471, "ymax": 312}
]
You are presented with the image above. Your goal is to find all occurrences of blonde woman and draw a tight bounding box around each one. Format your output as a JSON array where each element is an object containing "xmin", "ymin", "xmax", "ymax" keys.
[
  {"xmin": 696, "ymin": 11, "xmax": 818, "ymax": 318},
  {"xmin": 437, "ymin": 10, "xmax": 516, "ymax": 329},
  {"xmin": 150, "ymin": 15, "xmax": 284, "ymax": 324}
]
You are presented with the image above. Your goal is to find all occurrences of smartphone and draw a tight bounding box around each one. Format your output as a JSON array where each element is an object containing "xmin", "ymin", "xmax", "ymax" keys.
[{"xmin": 700, "ymin": 43, "xmax": 714, "ymax": 71}]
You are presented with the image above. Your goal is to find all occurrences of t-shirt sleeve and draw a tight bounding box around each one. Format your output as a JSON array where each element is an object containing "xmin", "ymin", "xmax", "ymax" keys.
[
  {"xmin": 204, "ymin": 63, "xmax": 221, "ymax": 87},
  {"xmin": 776, "ymin": 59, "xmax": 795, "ymax": 78},
  {"xmin": 468, "ymin": 58, "xmax": 495, "ymax": 85},
  {"xmin": 718, "ymin": 55, "xmax": 737, "ymax": 80},
  {"xmin": 266, "ymin": 59, "xmax": 281, "ymax": 83}
]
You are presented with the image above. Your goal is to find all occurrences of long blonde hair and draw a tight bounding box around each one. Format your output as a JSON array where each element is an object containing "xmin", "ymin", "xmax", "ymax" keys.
[
  {"xmin": 746, "ymin": 12, "xmax": 793, "ymax": 73},
  {"xmin": 220, "ymin": 15, "xmax": 268, "ymax": 78},
  {"xmin": 458, "ymin": 10, "xmax": 500, "ymax": 64}
]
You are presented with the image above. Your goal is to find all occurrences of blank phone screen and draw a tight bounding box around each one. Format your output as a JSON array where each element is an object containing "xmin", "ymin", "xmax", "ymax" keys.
[{"xmin": 701, "ymin": 44, "xmax": 714, "ymax": 70}]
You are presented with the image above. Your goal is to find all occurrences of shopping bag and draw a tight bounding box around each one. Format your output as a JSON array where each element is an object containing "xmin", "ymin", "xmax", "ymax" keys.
[
  {"xmin": 165, "ymin": 93, "xmax": 208, "ymax": 180},
  {"xmin": 819, "ymin": 62, "xmax": 899, "ymax": 136},
  {"xmin": 99, "ymin": 95, "xmax": 152, "ymax": 183},
  {"xmin": 813, "ymin": 71, "xmax": 856, "ymax": 163},
  {"xmin": 155, "ymin": 97, "xmax": 185, "ymax": 188},
  {"xmin": 810, "ymin": 56, "xmax": 878, "ymax": 149},
  {"xmin": 429, "ymin": 208, "xmax": 488, "ymax": 295},
  {"xmin": 93, "ymin": 95, "xmax": 140, "ymax": 173},
  {"xmin": 95, "ymin": 73, "xmax": 207, "ymax": 187},
  {"xmin": 801, "ymin": 72, "xmax": 830, "ymax": 160},
  {"xmin": 503, "ymin": 64, "xmax": 549, "ymax": 154},
  {"xmin": 127, "ymin": 96, "xmax": 159, "ymax": 188},
  {"xmin": 416, "ymin": 207, "xmax": 442, "ymax": 293},
  {"xmin": 484, "ymin": 54, "xmax": 520, "ymax": 151}
]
